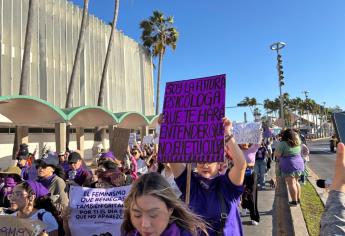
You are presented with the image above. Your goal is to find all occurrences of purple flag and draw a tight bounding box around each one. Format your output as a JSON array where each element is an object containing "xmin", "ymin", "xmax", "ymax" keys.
[{"xmin": 158, "ymin": 74, "xmax": 226, "ymax": 163}]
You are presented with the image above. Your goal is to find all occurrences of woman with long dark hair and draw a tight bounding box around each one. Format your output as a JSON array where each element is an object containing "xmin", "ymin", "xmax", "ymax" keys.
[
  {"xmin": 121, "ymin": 172, "xmax": 209, "ymax": 236},
  {"xmin": 275, "ymin": 129, "xmax": 305, "ymax": 206}
]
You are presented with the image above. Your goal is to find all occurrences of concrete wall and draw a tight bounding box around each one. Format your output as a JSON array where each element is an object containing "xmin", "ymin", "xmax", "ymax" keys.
[{"xmin": 0, "ymin": 0, "xmax": 154, "ymax": 115}]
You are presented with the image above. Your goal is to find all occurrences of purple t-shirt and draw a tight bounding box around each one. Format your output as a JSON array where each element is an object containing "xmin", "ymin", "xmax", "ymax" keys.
[
  {"xmin": 126, "ymin": 223, "xmax": 192, "ymax": 236},
  {"xmin": 175, "ymin": 169, "xmax": 244, "ymax": 236},
  {"xmin": 242, "ymin": 144, "xmax": 260, "ymax": 164}
]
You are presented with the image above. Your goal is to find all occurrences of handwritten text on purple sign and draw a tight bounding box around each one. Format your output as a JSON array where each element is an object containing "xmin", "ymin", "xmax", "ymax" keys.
[{"xmin": 158, "ymin": 75, "xmax": 226, "ymax": 163}]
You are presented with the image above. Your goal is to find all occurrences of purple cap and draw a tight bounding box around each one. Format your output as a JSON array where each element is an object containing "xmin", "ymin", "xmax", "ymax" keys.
[
  {"xmin": 100, "ymin": 151, "xmax": 115, "ymax": 160},
  {"xmin": 26, "ymin": 180, "xmax": 49, "ymax": 198}
]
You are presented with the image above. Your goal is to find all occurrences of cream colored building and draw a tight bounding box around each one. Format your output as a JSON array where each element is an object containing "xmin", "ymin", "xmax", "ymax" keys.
[
  {"xmin": 0, "ymin": 0, "xmax": 154, "ymax": 114},
  {"xmin": 0, "ymin": 0, "xmax": 155, "ymax": 168}
]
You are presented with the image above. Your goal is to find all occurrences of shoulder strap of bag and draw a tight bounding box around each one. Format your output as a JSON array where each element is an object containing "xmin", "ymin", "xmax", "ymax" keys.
[
  {"xmin": 37, "ymin": 211, "xmax": 46, "ymax": 221},
  {"xmin": 216, "ymin": 187, "xmax": 229, "ymax": 236}
]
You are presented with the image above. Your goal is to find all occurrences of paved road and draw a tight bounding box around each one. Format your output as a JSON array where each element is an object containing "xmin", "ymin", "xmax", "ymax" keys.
[{"xmin": 307, "ymin": 138, "xmax": 336, "ymax": 180}]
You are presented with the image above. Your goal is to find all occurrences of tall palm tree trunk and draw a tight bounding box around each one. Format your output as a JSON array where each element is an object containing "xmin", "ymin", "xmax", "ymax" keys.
[
  {"xmin": 13, "ymin": 0, "xmax": 37, "ymax": 159},
  {"xmin": 98, "ymin": 0, "xmax": 119, "ymax": 107},
  {"xmin": 155, "ymin": 52, "xmax": 163, "ymax": 115},
  {"xmin": 65, "ymin": 0, "xmax": 89, "ymax": 108},
  {"xmin": 20, "ymin": 0, "xmax": 37, "ymax": 95},
  {"xmin": 95, "ymin": 0, "xmax": 119, "ymax": 143},
  {"xmin": 65, "ymin": 0, "xmax": 89, "ymax": 149}
]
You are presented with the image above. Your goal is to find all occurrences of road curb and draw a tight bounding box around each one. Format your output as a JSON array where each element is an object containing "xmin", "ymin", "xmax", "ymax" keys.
[
  {"xmin": 306, "ymin": 166, "xmax": 328, "ymax": 206},
  {"xmin": 286, "ymin": 184, "xmax": 309, "ymax": 236}
]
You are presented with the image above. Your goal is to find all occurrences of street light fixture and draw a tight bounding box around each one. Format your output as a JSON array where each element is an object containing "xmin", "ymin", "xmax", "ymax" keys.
[
  {"xmin": 302, "ymin": 90, "xmax": 309, "ymax": 100},
  {"xmin": 270, "ymin": 41, "xmax": 286, "ymax": 128},
  {"xmin": 302, "ymin": 90, "xmax": 311, "ymax": 132}
]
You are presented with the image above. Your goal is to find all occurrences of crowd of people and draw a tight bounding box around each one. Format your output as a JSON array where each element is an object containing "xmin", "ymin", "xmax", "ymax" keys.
[{"xmin": 0, "ymin": 119, "xmax": 344, "ymax": 236}]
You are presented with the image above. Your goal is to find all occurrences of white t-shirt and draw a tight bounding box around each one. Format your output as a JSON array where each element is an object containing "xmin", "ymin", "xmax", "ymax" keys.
[
  {"xmin": 13, "ymin": 209, "xmax": 58, "ymax": 232},
  {"xmin": 161, "ymin": 169, "xmax": 182, "ymax": 198},
  {"xmin": 137, "ymin": 158, "xmax": 148, "ymax": 174}
]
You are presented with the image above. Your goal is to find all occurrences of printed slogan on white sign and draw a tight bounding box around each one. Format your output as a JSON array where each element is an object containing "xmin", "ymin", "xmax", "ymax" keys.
[
  {"xmin": 68, "ymin": 185, "xmax": 131, "ymax": 236},
  {"xmin": 233, "ymin": 122, "xmax": 262, "ymax": 144}
]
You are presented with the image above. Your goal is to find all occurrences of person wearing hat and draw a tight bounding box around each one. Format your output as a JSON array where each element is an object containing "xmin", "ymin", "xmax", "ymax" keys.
[
  {"xmin": 66, "ymin": 152, "xmax": 92, "ymax": 187},
  {"xmin": 58, "ymin": 151, "xmax": 70, "ymax": 173},
  {"xmin": 36, "ymin": 153, "xmax": 68, "ymax": 213},
  {"xmin": 98, "ymin": 151, "xmax": 122, "ymax": 166},
  {"xmin": 0, "ymin": 166, "xmax": 22, "ymax": 208},
  {"xmin": 16, "ymin": 144, "xmax": 37, "ymax": 181},
  {"xmin": 9, "ymin": 180, "xmax": 59, "ymax": 235}
]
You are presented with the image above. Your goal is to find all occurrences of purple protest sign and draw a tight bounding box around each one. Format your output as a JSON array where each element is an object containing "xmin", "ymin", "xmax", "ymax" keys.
[{"xmin": 158, "ymin": 74, "xmax": 226, "ymax": 163}]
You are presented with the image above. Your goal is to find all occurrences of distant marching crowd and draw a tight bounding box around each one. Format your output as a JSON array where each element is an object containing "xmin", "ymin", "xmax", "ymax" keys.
[{"xmin": 0, "ymin": 119, "xmax": 344, "ymax": 236}]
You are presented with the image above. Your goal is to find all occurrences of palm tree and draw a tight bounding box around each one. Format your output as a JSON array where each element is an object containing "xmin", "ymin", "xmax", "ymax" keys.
[
  {"xmin": 288, "ymin": 97, "xmax": 302, "ymax": 128},
  {"xmin": 140, "ymin": 11, "xmax": 179, "ymax": 114},
  {"xmin": 273, "ymin": 98, "xmax": 281, "ymax": 118},
  {"xmin": 65, "ymin": 0, "xmax": 89, "ymax": 108},
  {"xmin": 98, "ymin": 0, "xmax": 119, "ymax": 107},
  {"xmin": 238, "ymin": 97, "xmax": 257, "ymax": 115},
  {"xmin": 14, "ymin": 0, "xmax": 38, "ymax": 159},
  {"xmin": 95, "ymin": 0, "xmax": 119, "ymax": 143},
  {"xmin": 64, "ymin": 0, "xmax": 89, "ymax": 149},
  {"xmin": 20, "ymin": 0, "xmax": 37, "ymax": 95}
]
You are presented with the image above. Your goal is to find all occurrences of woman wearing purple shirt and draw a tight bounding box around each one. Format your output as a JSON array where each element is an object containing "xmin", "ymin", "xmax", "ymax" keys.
[{"xmin": 170, "ymin": 118, "xmax": 247, "ymax": 236}]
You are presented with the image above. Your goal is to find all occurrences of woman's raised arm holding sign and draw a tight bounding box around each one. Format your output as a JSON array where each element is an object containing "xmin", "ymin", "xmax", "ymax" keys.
[
  {"xmin": 223, "ymin": 117, "xmax": 247, "ymax": 185},
  {"xmin": 169, "ymin": 117, "xmax": 247, "ymax": 236}
]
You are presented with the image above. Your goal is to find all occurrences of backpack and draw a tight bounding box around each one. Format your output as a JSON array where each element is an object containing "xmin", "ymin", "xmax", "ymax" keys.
[{"xmin": 255, "ymin": 147, "xmax": 267, "ymax": 160}]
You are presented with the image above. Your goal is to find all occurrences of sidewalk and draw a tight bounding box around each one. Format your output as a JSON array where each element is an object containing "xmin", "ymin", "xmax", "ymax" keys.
[
  {"xmin": 241, "ymin": 162, "xmax": 277, "ymax": 235},
  {"xmin": 241, "ymin": 162, "xmax": 308, "ymax": 236}
]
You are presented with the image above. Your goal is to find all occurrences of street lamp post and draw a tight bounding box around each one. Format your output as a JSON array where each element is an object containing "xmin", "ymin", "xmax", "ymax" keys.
[
  {"xmin": 322, "ymin": 102, "xmax": 326, "ymax": 137},
  {"xmin": 270, "ymin": 42, "xmax": 286, "ymax": 129},
  {"xmin": 302, "ymin": 90, "xmax": 311, "ymax": 134}
]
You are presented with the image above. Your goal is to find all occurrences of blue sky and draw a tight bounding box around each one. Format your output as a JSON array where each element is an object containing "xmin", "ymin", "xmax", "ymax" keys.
[{"xmin": 72, "ymin": 0, "xmax": 345, "ymax": 122}]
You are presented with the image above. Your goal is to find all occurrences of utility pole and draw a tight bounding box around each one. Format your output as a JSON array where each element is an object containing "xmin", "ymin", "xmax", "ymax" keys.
[
  {"xmin": 302, "ymin": 90, "xmax": 311, "ymax": 134},
  {"xmin": 322, "ymin": 102, "xmax": 326, "ymax": 137},
  {"xmin": 270, "ymin": 42, "xmax": 286, "ymax": 129}
]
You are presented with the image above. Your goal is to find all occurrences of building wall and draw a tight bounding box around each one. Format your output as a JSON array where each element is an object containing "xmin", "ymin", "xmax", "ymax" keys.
[{"xmin": 0, "ymin": 0, "xmax": 154, "ymax": 115}]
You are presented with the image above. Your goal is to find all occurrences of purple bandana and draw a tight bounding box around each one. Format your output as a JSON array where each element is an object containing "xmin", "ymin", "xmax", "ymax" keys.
[
  {"xmin": 38, "ymin": 174, "xmax": 56, "ymax": 189},
  {"xmin": 26, "ymin": 180, "xmax": 49, "ymax": 198},
  {"xmin": 2, "ymin": 177, "xmax": 18, "ymax": 196},
  {"xmin": 5, "ymin": 177, "xmax": 17, "ymax": 187}
]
